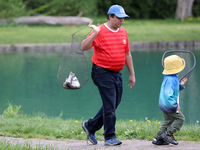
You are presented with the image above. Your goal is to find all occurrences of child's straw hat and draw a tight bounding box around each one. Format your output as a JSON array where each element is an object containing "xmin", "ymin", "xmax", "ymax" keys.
[{"xmin": 162, "ymin": 55, "xmax": 185, "ymax": 75}]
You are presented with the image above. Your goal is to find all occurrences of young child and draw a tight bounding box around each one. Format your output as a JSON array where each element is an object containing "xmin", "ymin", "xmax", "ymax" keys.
[{"xmin": 152, "ymin": 55, "xmax": 188, "ymax": 145}]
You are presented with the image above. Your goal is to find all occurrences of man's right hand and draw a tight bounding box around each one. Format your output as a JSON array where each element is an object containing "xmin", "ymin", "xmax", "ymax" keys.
[
  {"xmin": 81, "ymin": 21, "xmax": 100, "ymax": 51},
  {"xmin": 88, "ymin": 21, "xmax": 100, "ymax": 34}
]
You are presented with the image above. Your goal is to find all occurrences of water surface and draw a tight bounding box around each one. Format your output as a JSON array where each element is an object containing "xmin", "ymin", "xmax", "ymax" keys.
[{"xmin": 0, "ymin": 50, "xmax": 199, "ymax": 124}]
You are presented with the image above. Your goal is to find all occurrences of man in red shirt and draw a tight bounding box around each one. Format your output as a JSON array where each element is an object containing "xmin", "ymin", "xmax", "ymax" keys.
[{"xmin": 81, "ymin": 4, "xmax": 136, "ymax": 146}]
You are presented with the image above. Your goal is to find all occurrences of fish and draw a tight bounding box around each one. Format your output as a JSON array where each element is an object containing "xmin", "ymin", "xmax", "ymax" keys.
[{"xmin": 63, "ymin": 72, "xmax": 80, "ymax": 89}]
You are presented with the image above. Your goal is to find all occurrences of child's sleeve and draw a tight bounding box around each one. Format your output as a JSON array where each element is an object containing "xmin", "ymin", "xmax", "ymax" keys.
[
  {"xmin": 163, "ymin": 79, "xmax": 179, "ymax": 111},
  {"xmin": 179, "ymin": 83, "xmax": 185, "ymax": 91}
]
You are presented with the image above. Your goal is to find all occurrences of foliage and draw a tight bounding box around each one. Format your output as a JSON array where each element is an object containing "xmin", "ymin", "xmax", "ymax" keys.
[
  {"xmin": 24, "ymin": 0, "xmax": 97, "ymax": 17},
  {"xmin": 125, "ymin": 0, "xmax": 154, "ymax": 19},
  {"xmin": 0, "ymin": 103, "xmax": 199, "ymax": 149},
  {"xmin": 193, "ymin": 0, "xmax": 200, "ymax": 16},
  {"xmin": 177, "ymin": 122, "xmax": 200, "ymax": 141},
  {"xmin": 123, "ymin": 119, "xmax": 162, "ymax": 140},
  {"xmin": 149, "ymin": 0, "xmax": 177, "ymax": 19},
  {"xmin": 97, "ymin": 0, "xmax": 144, "ymax": 18},
  {"xmin": 3, "ymin": 102, "xmax": 21, "ymax": 118},
  {"xmin": 1, "ymin": 0, "xmax": 200, "ymax": 19},
  {"xmin": 96, "ymin": 0, "xmax": 200, "ymax": 19},
  {"xmin": 0, "ymin": 0, "xmax": 29, "ymax": 18},
  {"xmin": 97, "ymin": 0, "xmax": 177, "ymax": 19},
  {"xmin": 96, "ymin": 0, "xmax": 113, "ymax": 17},
  {"xmin": 97, "ymin": 0, "xmax": 175, "ymax": 19}
]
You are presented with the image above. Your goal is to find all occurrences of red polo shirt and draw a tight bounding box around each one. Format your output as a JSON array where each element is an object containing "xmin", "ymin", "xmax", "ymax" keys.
[{"xmin": 90, "ymin": 23, "xmax": 130, "ymax": 71}]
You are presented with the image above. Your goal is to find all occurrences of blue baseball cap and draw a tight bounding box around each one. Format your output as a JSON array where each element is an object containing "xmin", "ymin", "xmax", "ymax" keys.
[{"xmin": 107, "ymin": 4, "xmax": 129, "ymax": 18}]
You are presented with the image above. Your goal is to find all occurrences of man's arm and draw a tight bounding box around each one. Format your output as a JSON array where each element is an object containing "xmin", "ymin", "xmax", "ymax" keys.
[
  {"xmin": 125, "ymin": 51, "xmax": 136, "ymax": 89},
  {"xmin": 81, "ymin": 21, "xmax": 100, "ymax": 51}
]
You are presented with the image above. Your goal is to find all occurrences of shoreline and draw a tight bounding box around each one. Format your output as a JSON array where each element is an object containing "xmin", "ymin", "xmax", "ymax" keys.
[
  {"xmin": 0, "ymin": 41, "xmax": 200, "ymax": 53},
  {"xmin": 1, "ymin": 136, "xmax": 200, "ymax": 150}
]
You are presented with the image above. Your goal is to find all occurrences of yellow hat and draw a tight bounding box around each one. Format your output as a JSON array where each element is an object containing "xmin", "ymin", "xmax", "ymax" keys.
[{"xmin": 162, "ymin": 55, "xmax": 185, "ymax": 75}]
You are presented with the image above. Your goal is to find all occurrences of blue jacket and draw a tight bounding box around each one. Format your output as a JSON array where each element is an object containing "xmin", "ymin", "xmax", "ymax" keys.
[{"xmin": 159, "ymin": 74, "xmax": 184, "ymax": 113}]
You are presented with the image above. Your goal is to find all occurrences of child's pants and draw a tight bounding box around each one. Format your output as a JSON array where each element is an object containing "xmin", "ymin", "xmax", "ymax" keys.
[{"xmin": 157, "ymin": 111, "xmax": 185, "ymax": 138}]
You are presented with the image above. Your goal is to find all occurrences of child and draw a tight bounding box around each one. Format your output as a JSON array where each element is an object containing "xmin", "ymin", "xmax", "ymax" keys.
[{"xmin": 152, "ymin": 55, "xmax": 188, "ymax": 145}]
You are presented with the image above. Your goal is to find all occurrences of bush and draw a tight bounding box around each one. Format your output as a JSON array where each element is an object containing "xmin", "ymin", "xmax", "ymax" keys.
[
  {"xmin": 3, "ymin": 102, "xmax": 21, "ymax": 118},
  {"xmin": 26, "ymin": 0, "xmax": 97, "ymax": 17},
  {"xmin": 0, "ymin": 0, "xmax": 29, "ymax": 18},
  {"xmin": 97, "ymin": 0, "xmax": 200, "ymax": 19},
  {"xmin": 193, "ymin": 0, "xmax": 200, "ymax": 16},
  {"xmin": 1, "ymin": 0, "xmax": 199, "ymax": 19}
]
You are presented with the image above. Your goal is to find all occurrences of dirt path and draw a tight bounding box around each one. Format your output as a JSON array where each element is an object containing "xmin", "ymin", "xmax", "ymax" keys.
[{"xmin": 1, "ymin": 136, "xmax": 200, "ymax": 150}]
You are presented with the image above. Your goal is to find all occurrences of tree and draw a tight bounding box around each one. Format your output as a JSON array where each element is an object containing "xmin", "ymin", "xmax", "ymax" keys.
[{"xmin": 175, "ymin": 0, "xmax": 194, "ymax": 22}]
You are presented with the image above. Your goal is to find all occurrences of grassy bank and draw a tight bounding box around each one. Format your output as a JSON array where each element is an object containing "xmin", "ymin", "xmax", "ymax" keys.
[
  {"xmin": 0, "ymin": 139, "xmax": 55, "ymax": 150},
  {"xmin": 0, "ymin": 103, "xmax": 200, "ymax": 142},
  {"xmin": 0, "ymin": 103, "xmax": 200, "ymax": 149},
  {"xmin": 0, "ymin": 18, "xmax": 200, "ymax": 44}
]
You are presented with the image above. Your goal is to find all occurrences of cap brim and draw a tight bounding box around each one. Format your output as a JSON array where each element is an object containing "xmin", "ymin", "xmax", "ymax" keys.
[{"xmin": 115, "ymin": 14, "xmax": 129, "ymax": 18}]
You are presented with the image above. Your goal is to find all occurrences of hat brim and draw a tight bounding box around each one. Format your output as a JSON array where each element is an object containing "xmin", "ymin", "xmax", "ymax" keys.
[
  {"xmin": 115, "ymin": 14, "xmax": 129, "ymax": 18},
  {"xmin": 162, "ymin": 58, "xmax": 185, "ymax": 75}
]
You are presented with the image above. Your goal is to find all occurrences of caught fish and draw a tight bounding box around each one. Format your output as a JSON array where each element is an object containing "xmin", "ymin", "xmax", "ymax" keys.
[{"xmin": 63, "ymin": 72, "xmax": 80, "ymax": 89}]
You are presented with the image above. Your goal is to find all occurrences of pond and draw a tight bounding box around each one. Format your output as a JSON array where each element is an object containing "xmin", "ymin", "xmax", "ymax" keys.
[{"xmin": 0, "ymin": 50, "xmax": 199, "ymax": 124}]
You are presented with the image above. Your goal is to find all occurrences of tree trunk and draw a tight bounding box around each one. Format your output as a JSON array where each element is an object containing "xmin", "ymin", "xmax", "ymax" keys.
[
  {"xmin": 0, "ymin": 15, "xmax": 92, "ymax": 25},
  {"xmin": 175, "ymin": 0, "xmax": 194, "ymax": 22}
]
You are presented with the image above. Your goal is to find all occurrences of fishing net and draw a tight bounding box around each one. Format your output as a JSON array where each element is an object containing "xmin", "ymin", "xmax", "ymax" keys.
[{"xmin": 57, "ymin": 26, "xmax": 91, "ymax": 89}]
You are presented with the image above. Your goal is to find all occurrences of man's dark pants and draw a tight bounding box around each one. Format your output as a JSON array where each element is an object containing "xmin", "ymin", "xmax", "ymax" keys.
[{"xmin": 86, "ymin": 64, "xmax": 123, "ymax": 140}]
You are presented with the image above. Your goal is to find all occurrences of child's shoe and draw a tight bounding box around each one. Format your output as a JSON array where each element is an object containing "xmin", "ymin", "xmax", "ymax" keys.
[
  {"xmin": 161, "ymin": 131, "xmax": 178, "ymax": 145},
  {"xmin": 152, "ymin": 136, "xmax": 169, "ymax": 145}
]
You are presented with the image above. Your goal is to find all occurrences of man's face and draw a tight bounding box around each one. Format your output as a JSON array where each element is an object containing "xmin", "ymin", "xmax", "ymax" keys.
[{"xmin": 110, "ymin": 15, "xmax": 124, "ymax": 29}]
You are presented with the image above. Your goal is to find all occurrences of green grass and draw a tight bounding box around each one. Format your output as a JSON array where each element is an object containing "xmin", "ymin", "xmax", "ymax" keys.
[
  {"xmin": 1, "ymin": 115, "xmax": 200, "ymax": 141},
  {"xmin": 0, "ymin": 103, "xmax": 200, "ymax": 141},
  {"xmin": 0, "ymin": 18, "xmax": 200, "ymax": 44},
  {"xmin": 125, "ymin": 19, "xmax": 200, "ymax": 42},
  {"xmin": 0, "ymin": 139, "xmax": 55, "ymax": 150},
  {"xmin": 0, "ymin": 103, "xmax": 200, "ymax": 149}
]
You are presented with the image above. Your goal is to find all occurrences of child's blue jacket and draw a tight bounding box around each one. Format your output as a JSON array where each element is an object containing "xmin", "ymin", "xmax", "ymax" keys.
[{"xmin": 159, "ymin": 74, "xmax": 184, "ymax": 113}]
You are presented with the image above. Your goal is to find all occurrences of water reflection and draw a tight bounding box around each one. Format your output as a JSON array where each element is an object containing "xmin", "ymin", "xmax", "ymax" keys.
[{"xmin": 0, "ymin": 50, "xmax": 199, "ymax": 124}]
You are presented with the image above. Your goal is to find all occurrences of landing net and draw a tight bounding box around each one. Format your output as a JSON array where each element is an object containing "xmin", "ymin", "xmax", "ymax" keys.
[{"xmin": 57, "ymin": 26, "xmax": 91, "ymax": 89}]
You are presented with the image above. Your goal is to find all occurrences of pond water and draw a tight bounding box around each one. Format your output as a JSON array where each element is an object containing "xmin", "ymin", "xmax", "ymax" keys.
[{"xmin": 0, "ymin": 50, "xmax": 199, "ymax": 124}]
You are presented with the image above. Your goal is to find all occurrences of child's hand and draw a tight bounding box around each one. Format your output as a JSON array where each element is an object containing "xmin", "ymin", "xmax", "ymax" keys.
[
  {"xmin": 177, "ymin": 106, "xmax": 181, "ymax": 111},
  {"xmin": 181, "ymin": 78, "xmax": 188, "ymax": 86},
  {"xmin": 176, "ymin": 106, "xmax": 181, "ymax": 114}
]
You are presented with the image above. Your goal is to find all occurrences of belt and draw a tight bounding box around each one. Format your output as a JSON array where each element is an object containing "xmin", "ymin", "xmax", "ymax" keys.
[{"xmin": 93, "ymin": 63, "xmax": 119, "ymax": 73}]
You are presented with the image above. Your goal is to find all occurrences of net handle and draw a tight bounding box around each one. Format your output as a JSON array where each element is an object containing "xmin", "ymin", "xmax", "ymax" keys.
[{"xmin": 71, "ymin": 25, "xmax": 92, "ymax": 39}]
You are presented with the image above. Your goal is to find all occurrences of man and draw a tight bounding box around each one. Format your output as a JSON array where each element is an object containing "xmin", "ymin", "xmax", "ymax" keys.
[{"xmin": 81, "ymin": 4, "xmax": 136, "ymax": 146}]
